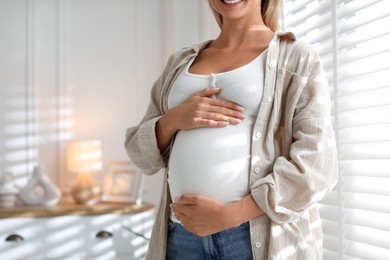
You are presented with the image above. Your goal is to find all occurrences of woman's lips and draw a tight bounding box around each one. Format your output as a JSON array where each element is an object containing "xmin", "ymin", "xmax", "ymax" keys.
[{"xmin": 222, "ymin": 0, "xmax": 243, "ymax": 5}]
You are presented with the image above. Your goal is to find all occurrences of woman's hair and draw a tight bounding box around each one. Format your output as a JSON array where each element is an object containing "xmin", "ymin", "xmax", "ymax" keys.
[{"xmin": 208, "ymin": 0, "xmax": 282, "ymax": 32}]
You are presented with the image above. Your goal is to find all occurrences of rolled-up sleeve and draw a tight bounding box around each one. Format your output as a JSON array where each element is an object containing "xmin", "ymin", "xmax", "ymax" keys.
[
  {"xmin": 251, "ymin": 56, "xmax": 339, "ymax": 224},
  {"xmin": 125, "ymin": 116, "xmax": 165, "ymax": 175},
  {"xmin": 124, "ymin": 55, "xmax": 176, "ymax": 175}
]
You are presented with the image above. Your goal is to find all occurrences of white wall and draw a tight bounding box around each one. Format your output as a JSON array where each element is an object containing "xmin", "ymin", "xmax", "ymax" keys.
[
  {"xmin": 0, "ymin": 0, "xmax": 30, "ymax": 182},
  {"xmin": 62, "ymin": 0, "xmax": 166, "ymax": 203},
  {"xmin": 0, "ymin": 0, "xmax": 219, "ymax": 206}
]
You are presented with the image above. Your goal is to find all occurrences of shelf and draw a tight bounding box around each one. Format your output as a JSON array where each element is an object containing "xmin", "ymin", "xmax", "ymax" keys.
[{"xmin": 0, "ymin": 201, "xmax": 154, "ymax": 218}]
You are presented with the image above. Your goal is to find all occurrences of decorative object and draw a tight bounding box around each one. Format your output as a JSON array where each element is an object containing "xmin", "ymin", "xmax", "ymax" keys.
[
  {"xmin": 102, "ymin": 161, "xmax": 144, "ymax": 204},
  {"xmin": 18, "ymin": 166, "xmax": 62, "ymax": 207},
  {"xmin": 0, "ymin": 171, "xmax": 19, "ymax": 208},
  {"xmin": 67, "ymin": 140, "xmax": 102, "ymax": 205}
]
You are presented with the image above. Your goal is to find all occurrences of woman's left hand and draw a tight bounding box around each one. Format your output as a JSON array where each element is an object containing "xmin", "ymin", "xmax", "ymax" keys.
[{"xmin": 170, "ymin": 195, "xmax": 238, "ymax": 237}]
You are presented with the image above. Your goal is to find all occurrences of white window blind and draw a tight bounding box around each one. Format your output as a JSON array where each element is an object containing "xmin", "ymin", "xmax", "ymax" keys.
[{"xmin": 283, "ymin": 1, "xmax": 390, "ymax": 259}]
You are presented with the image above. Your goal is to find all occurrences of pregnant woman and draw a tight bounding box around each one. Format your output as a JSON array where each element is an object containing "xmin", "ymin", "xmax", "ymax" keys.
[{"xmin": 125, "ymin": 0, "xmax": 339, "ymax": 259}]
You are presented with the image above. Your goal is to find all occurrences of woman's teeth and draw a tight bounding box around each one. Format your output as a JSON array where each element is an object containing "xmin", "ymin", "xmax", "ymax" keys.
[{"xmin": 223, "ymin": 0, "xmax": 242, "ymax": 4}]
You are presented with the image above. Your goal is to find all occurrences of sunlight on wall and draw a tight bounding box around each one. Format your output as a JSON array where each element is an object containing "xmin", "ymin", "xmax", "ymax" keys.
[
  {"xmin": 1, "ymin": 91, "xmax": 75, "ymax": 188},
  {"xmin": 2, "ymin": 90, "xmax": 36, "ymax": 182}
]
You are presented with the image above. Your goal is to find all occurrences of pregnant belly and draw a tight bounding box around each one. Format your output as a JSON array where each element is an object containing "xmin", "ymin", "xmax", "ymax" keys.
[{"xmin": 167, "ymin": 122, "xmax": 252, "ymax": 204}]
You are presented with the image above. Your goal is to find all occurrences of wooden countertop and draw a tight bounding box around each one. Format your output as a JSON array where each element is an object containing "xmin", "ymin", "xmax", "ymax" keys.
[{"xmin": 0, "ymin": 201, "xmax": 154, "ymax": 218}]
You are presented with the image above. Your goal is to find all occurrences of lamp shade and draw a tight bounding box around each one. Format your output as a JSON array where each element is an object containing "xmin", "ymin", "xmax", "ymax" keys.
[{"xmin": 67, "ymin": 140, "xmax": 102, "ymax": 173}]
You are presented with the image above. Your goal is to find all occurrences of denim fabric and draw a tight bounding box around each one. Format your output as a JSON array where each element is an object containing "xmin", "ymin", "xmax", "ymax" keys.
[{"xmin": 166, "ymin": 220, "xmax": 253, "ymax": 260}]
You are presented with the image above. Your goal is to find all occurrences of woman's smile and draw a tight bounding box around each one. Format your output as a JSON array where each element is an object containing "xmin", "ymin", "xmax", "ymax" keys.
[{"xmin": 221, "ymin": 0, "xmax": 243, "ymax": 6}]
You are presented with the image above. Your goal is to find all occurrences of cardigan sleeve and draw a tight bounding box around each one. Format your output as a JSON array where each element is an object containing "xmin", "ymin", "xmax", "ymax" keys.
[
  {"xmin": 251, "ymin": 53, "xmax": 339, "ymax": 224},
  {"xmin": 124, "ymin": 55, "xmax": 176, "ymax": 175}
]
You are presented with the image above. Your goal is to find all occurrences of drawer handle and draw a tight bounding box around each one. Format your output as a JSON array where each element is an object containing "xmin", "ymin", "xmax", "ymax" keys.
[
  {"xmin": 5, "ymin": 234, "xmax": 24, "ymax": 242},
  {"xmin": 96, "ymin": 230, "xmax": 113, "ymax": 239}
]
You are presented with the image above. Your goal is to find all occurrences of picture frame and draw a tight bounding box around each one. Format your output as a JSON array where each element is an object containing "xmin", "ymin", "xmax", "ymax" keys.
[{"xmin": 102, "ymin": 160, "xmax": 144, "ymax": 204}]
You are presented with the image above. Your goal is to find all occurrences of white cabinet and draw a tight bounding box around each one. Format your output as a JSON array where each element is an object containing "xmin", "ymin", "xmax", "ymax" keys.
[{"xmin": 0, "ymin": 203, "xmax": 154, "ymax": 260}]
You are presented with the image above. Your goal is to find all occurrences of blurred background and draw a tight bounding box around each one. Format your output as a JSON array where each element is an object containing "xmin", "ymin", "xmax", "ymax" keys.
[
  {"xmin": 0, "ymin": 0, "xmax": 219, "ymax": 206},
  {"xmin": 0, "ymin": 0, "xmax": 389, "ymax": 259}
]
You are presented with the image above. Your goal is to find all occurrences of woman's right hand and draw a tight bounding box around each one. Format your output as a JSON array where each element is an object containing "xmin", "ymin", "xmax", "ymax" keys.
[{"xmin": 156, "ymin": 87, "xmax": 246, "ymax": 151}]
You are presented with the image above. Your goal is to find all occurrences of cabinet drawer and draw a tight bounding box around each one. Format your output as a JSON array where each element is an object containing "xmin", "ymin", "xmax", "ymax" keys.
[
  {"xmin": 0, "ymin": 218, "xmax": 46, "ymax": 260},
  {"xmin": 0, "ymin": 211, "xmax": 154, "ymax": 260}
]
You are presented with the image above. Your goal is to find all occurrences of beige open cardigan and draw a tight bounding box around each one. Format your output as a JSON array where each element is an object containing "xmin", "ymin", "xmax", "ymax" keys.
[{"xmin": 125, "ymin": 32, "xmax": 339, "ymax": 260}]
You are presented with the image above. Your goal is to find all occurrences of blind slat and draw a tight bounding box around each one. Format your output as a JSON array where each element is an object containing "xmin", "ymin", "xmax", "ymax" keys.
[
  {"xmin": 344, "ymin": 240, "xmax": 390, "ymax": 260},
  {"xmin": 338, "ymin": 43, "xmax": 390, "ymax": 65},
  {"xmin": 338, "ymin": 17, "xmax": 390, "ymax": 50},
  {"xmin": 343, "ymin": 176, "xmax": 390, "ymax": 195},
  {"xmin": 338, "ymin": 142, "xmax": 390, "ymax": 160},
  {"xmin": 337, "ymin": 0, "xmax": 384, "ymax": 19},
  {"xmin": 340, "ymin": 160, "xmax": 390, "ymax": 178},
  {"xmin": 284, "ymin": 0, "xmax": 331, "ymax": 27},
  {"xmin": 286, "ymin": 13, "xmax": 332, "ymax": 39},
  {"xmin": 337, "ymin": 70, "xmax": 390, "ymax": 95},
  {"xmin": 338, "ymin": 3, "xmax": 390, "ymax": 35},
  {"xmin": 284, "ymin": 0, "xmax": 317, "ymax": 16},
  {"xmin": 344, "ymin": 208, "xmax": 390, "ymax": 232},
  {"xmin": 321, "ymin": 219, "xmax": 340, "ymax": 237},
  {"xmin": 338, "ymin": 106, "xmax": 390, "ymax": 128},
  {"xmin": 338, "ymin": 89, "xmax": 390, "ymax": 112},
  {"xmin": 338, "ymin": 52, "xmax": 390, "ymax": 80},
  {"xmin": 338, "ymin": 124, "xmax": 390, "ymax": 144},
  {"xmin": 343, "ymin": 193, "xmax": 390, "ymax": 214}
]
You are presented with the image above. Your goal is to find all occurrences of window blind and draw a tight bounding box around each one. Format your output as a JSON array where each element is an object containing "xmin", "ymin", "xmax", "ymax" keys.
[{"xmin": 283, "ymin": 1, "xmax": 390, "ymax": 259}]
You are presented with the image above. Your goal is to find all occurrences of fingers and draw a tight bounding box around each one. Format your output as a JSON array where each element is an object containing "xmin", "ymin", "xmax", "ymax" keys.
[
  {"xmin": 196, "ymin": 111, "xmax": 239, "ymax": 125},
  {"xmin": 173, "ymin": 88, "xmax": 246, "ymax": 130},
  {"xmin": 194, "ymin": 89, "xmax": 246, "ymax": 125},
  {"xmin": 173, "ymin": 212, "xmax": 205, "ymax": 236},
  {"xmin": 197, "ymin": 106, "xmax": 245, "ymax": 127},
  {"xmin": 171, "ymin": 202, "xmax": 193, "ymax": 221},
  {"xmin": 175, "ymin": 194, "xmax": 197, "ymax": 204},
  {"xmin": 196, "ymin": 87, "xmax": 221, "ymax": 98},
  {"xmin": 195, "ymin": 88, "xmax": 245, "ymax": 113},
  {"xmin": 209, "ymin": 98, "xmax": 244, "ymax": 113},
  {"xmin": 193, "ymin": 118, "xmax": 229, "ymax": 128},
  {"xmin": 206, "ymin": 106, "xmax": 245, "ymax": 122},
  {"xmin": 191, "ymin": 113, "xmax": 242, "ymax": 128}
]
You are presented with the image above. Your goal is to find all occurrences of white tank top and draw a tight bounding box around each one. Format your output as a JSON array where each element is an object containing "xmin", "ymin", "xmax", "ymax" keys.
[{"xmin": 167, "ymin": 50, "xmax": 267, "ymax": 221}]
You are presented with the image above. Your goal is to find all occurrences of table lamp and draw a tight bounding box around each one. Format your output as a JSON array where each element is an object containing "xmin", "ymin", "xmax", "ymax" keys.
[{"xmin": 67, "ymin": 140, "xmax": 102, "ymax": 205}]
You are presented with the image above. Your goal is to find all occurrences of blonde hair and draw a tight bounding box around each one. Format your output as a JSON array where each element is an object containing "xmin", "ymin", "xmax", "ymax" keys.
[{"xmin": 208, "ymin": 0, "xmax": 282, "ymax": 32}]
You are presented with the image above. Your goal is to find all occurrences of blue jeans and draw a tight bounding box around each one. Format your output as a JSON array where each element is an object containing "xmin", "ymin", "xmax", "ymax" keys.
[{"xmin": 166, "ymin": 220, "xmax": 253, "ymax": 260}]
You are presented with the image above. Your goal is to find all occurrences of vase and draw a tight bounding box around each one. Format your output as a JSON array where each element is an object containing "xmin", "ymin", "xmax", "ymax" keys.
[{"xmin": 18, "ymin": 166, "xmax": 62, "ymax": 207}]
